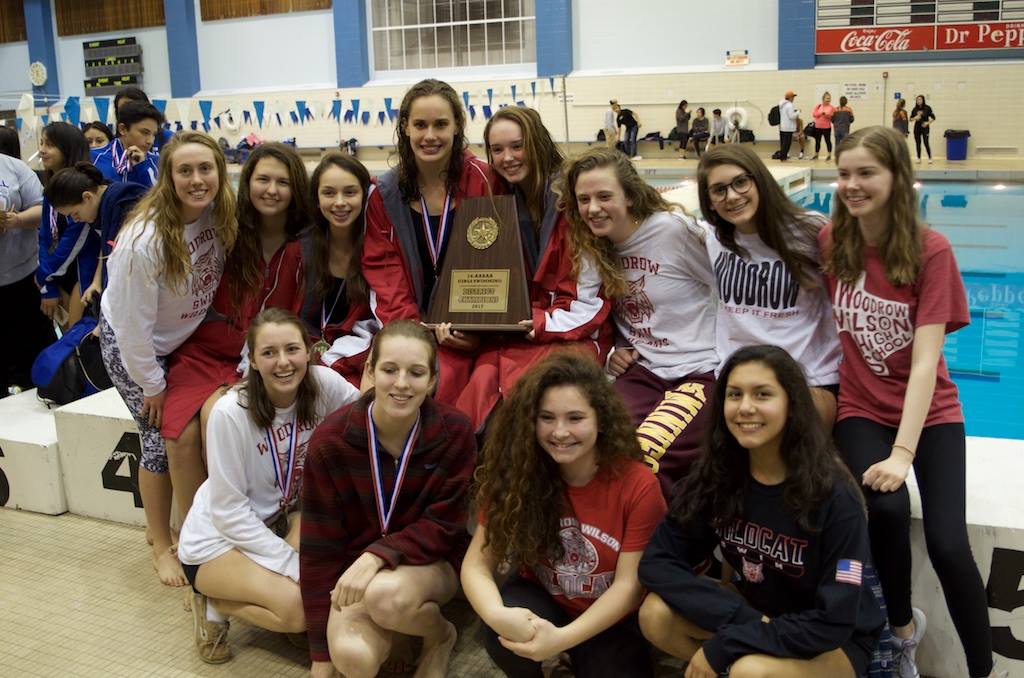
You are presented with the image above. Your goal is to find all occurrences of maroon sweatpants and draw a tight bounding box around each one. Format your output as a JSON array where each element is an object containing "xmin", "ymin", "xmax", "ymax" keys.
[{"xmin": 613, "ymin": 362, "xmax": 715, "ymax": 500}]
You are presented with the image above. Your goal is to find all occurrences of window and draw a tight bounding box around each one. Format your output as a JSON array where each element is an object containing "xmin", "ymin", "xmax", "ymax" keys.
[{"xmin": 370, "ymin": 0, "xmax": 535, "ymax": 72}]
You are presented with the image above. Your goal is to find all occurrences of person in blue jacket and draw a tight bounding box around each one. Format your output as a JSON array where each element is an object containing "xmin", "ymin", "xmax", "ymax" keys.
[
  {"xmin": 113, "ymin": 85, "xmax": 174, "ymax": 153},
  {"xmin": 36, "ymin": 122, "xmax": 95, "ymax": 328},
  {"xmin": 45, "ymin": 162, "xmax": 147, "ymax": 303},
  {"xmin": 92, "ymin": 100, "xmax": 163, "ymax": 188},
  {"xmin": 637, "ymin": 345, "xmax": 884, "ymax": 678}
]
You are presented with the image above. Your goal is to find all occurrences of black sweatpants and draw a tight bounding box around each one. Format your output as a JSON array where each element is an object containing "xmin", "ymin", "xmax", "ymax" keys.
[
  {"xmin": 0, "ymin": 272, "xmax": 56, "ymax": 395},
  {"xmin": 779, "ymin": 131, "xmax": 794, "ymax": 160},
  {"xmin": 914, "ymin": 127, "xmax": 932, "ymax": 159},
  {"xmin": 481, "ymin": 576, "xmax": 654, "ymax": 678},
  {"xmin": 835, "ymin": 418, "xmax": 993, "ymax": 677}
]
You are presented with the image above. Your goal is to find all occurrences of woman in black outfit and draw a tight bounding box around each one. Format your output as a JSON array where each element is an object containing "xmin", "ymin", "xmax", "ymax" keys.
[{"xmin": 909, "ymin": 95, "xmax": 936, "ymax": 163}]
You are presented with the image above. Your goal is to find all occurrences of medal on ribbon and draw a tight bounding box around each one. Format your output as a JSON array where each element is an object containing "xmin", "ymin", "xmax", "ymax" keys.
[
  {"xmin": 111, "ymin": 139, "xmax": 132, "ymax": 177},
  {"xmin": 418, "ymin": 192, "xmax": 453, "ymax": 270},
  {"xmin": 264, "ymin": 414, "xmax": 298, "ymax": 509},
  {"xmin": 366, "ymin": 402, "xmax": 421, "ymax": 536},
  {"xmin": 315, "ymin": 279, "xmax": 346, "ymax": 361}
]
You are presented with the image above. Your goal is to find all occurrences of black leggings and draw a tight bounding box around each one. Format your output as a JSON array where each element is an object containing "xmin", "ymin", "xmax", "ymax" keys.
[
  {"xmin": 481, "ymin": 576, "xmax": 653, "ymax": 677},
  {"xmin": 834, "ymin": 418, "xmax": 993, "ymax": 676},
  {"xmin": 814, "ymin": 128, "xmax": 833, "ymax": 153},
  {"xmin": 914, "ymin": 127, "xmax": 932, "ymax": 159}
]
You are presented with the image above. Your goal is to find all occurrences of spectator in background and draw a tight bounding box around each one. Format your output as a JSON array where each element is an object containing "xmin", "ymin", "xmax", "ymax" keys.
[
  {"xmin": 0, "ymin": 126, "xmax": 21, "ymax": 159},
  {"xmin": 604, "ymin": 100, "xmax": 619, "ymax": 149},
  {"xmin": 114, "ymin": 85, "xmax": 174, "ymax": 153},
  {"xmin": 778, "ymin": 90, "xmax": 799, "ymax": 161},
  {"xmin": 892, "ymin": 99, "xmax": 910, "ymax": 139},
  {"xmin": 687, "ymin": 108, "xmax": 710, "ymax": 158},
  {"xmin": 613, "ymin": 101, "xmax": 642, "ymax": 160},
  {"xmin": 833, "ymin": 96, "xmax": 855, "ymax": 148},
  {"xmin": 92, "ymin": 100, "xmax": 164, "ymax": 188},
  {"xmin": 793, "ymin": 114, "xmax": 808, "ymax": 161},
  {"xmin": 726, "ymin": 111, "xmax": 743, "ymax": 144},
  {"xmin": 910, "ymin": 94, "xmax": 936, "ymax": 164},
  {"xmin": 675, "ymin": 100, "xmax": 691, "ymax": 158},
  {"xmin": 812, "ymin": 91, "xmax": 836, "ymax": 160},
  {"xmin": 708, "ymin": 108, "xmax": 727, "ymax": 147},
  {"xmin": 82, "ymin": 121, "xmax": 114, "ymax": 150}
]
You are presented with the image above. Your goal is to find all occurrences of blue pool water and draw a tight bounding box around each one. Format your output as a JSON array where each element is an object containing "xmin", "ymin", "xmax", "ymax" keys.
[{"xmin": 794, "ymin": 181, "xmax": 1024, "ymax": 440}]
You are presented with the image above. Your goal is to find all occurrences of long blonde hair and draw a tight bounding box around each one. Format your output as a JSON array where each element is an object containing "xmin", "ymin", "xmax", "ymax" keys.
[
  {"xmin": 825, "ymin": 126, "xmax": 921, "ymax": 286},
  {"xmin": 557, "ymin": 148, "xmax": 686, "ymax": 298},
  {"xmin": 125, "ymin": 131, "xmax": 238, "ymax": 292}
]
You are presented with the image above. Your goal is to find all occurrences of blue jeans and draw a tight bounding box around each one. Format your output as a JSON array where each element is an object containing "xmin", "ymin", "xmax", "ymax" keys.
[{"xmin": 624, "ymin": 126, "xmax": 638, "ymax": 157}]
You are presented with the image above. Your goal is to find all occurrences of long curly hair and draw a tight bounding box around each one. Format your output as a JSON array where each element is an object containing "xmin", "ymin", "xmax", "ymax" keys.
[
  {"xmin": 825, "ymin": 126, "xmax": 921, "ymax": 286},
  {"xmin": 123, "ymin": 131, "xmax": 237, "ymax": 293},
  {"xmin": 672, "ymin": 345, "xmax": 859, "ymax": 533},
  {"xmin": 474, "ymin": 351, "xmax": 642, "ymax": 567},
  {"xmin": 484, "ymin": 106, "xmax": 564, "ymax": 225},
  {"xmin": 394, "ymin": 79, "xmax": 467, "ymax": 202},
  {"xmin": 226, "ymin": 142, "xmax": 311, "ymax": 314},
  {"xmin": 697, "ymin": 144, "xmax": 823, "ymax": 289},
  {"xmin": 309, "ymin": 152, "xmax": 372, "ymax": 304},
  {"xmin": 240, "ymin": 308, "xmax": 320, "ymax": 429},
  {"xmin": 556, "ymin": 148, "xmax": 687, "ymax": 299}
]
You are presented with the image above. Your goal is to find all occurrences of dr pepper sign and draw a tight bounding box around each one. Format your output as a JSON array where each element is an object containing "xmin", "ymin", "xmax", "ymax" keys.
[{"xmin": 816, "ymin": 22, "xmax": 1024, "ymax": 54}]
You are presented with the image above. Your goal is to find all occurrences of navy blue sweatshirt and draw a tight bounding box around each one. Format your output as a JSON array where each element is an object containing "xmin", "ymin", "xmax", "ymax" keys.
[
  {"xmin": 638, "ymin": 474, "xmax": 883, "ymax": 672},
  {"xmin": 96, "ymin": 181, "xmax": 147, "ymax": 287}
]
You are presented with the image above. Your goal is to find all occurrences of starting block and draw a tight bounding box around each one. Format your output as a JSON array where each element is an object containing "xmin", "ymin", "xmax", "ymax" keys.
[
  {"xmin": 0, "ymin": 389, "xmax": 67, "ymax": 515},
  {"xmin": 54, "ymin": 387, "xmax": 146, "ymax": 526},
  {"xmin": 907, "ymin": 436, "xmax": 1024, "ymax": 678}
]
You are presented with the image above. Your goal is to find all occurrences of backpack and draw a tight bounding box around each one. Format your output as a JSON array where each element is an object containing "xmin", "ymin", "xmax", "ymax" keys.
[
  {"xmin": 31, "ymin": 304, "xmax": 112, "ymax": 407},
  {"xmin": 768, "ymin": 105, "xmax": 781, "ymax": 126}
]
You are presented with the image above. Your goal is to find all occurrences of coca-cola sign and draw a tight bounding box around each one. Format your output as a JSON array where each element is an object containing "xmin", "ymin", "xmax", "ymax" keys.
[{"xmin": 816, "ymin": 26, "xmax": 935, "ymax": 54}]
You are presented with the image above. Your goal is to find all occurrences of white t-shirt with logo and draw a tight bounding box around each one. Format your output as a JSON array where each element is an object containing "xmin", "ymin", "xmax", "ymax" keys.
[
  {"xmin": 704, "ymin": 221, "xmax": 841, "ymax": 386},
  {"xmin": 102, "ymin": 206, "xmax": 224, "ymax": 396},
  {"xmin": 614, "ymin": 211, "xmax": 718, "ymax": 380},
  {"xmin": 178, "ymin": 366, "xmax": 360, "ymax": 581}
]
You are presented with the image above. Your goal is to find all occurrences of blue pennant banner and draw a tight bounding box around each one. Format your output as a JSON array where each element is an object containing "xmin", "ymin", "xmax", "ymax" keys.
[
  {"xmin": 511, "ymin": 84, "xmax": 517, "ymax": 101},
  {"xmin": 243, "ymin": 110, "xmax": 252, "ymax": 125},
  {"xmin": 152, "ymin": 99, "xmax": 167, "ymax": 114},
  {"xmin": 487, "ymin": 88, "xmax": 493, "ymax": 105},
  {"xmin": 198, "ymin": 100, "xmax": 213, "ymax": 124},
  {"xmin": 531, "ymin": 81, "xmax": 537, "ymax": 99},
  {"xmin": 482, "ymin": 105, "xmax": 492, "ymax": 119},
  {"xmin": 253, "ymin": 101, "xmax": 265, "ymax": 128},
  {"xmin": 94, "ymin": 97, "xmax": 110, "ymax": 124},
  {"xmin": 361, "ymin": 111, "xmax": 370, "ymax": 125},
  {"xmin": 330, "ymin": 100, "xmax": 342, "ymax": 121},
  {"xmin": 377, "ymin": 111, "xmax": 386, "ymax": 125},
  {"xmin": 64, "ymin": 96, "xmax": 81, "ymax": 126},
  {"xmin": 15, "ymin": 117, "xmax": 23, "ymax": 131},
  {"xmin": 290, "ymin": 111, "xmax": 299, "ymax": 125}
]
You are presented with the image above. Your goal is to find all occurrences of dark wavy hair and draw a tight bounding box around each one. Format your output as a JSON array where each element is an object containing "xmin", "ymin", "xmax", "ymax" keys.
[
  {"xmin": 240, "ymin": 308, "xmax": 320, "ymax": 429},
  {"xmin": 226, "ymin": 142, "xmax": 311, "ymax": 314},
  {"xmin": 484, "ymin": 106, "xmax": 563, "ymax": 225},
  {"xmin": 82, "ymin": 121, "xmax": 114, "ymax": 147},
  {"xmin": 44, "ymin": 162, "xmax": 109, "ymax": 208},
  {"xmin": 0, "ymin": 126, "xmax": 21, "ymax": 158},
  {"xmin": 672, "ymin": 345, "xmax": 859, "ymax": 532},
  {"xmin": 697, "ymin": 144, "xmax": 823, "ymax": 289},
  {"xmin": 309, "ymin": 152, "xmax": 372, "ymax": 303},
  {"xmin": 394, "ymin": 78, "xmax": 467, "ymax": 202},
  {"xmin": 41, "ymin": 122, "xmax": 90, "ymax": 184},
  {"xmin": 474, "ymin": 351, "xmax": 642, "ymax": 567}
]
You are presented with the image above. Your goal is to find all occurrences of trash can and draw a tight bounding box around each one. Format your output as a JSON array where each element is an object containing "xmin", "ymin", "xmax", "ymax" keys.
[{"xmin": 944, "ymin": 129, "xmax": 970, "ymax": 161}]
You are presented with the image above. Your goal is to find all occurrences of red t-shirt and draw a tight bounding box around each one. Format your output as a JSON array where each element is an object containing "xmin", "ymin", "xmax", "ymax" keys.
[
  {"xmin": 820, "ymin": 226, "xmax": 969, "ymax": 428},
  {"xmin": 521, "ymin": 460, "xmax": 667, "ymax": 617}
]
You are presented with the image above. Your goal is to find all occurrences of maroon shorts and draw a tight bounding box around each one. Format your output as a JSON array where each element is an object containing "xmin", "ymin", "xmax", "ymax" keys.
[{"xmin": 613, "ymin": 363, "xmax": 715, "ymax": 500}]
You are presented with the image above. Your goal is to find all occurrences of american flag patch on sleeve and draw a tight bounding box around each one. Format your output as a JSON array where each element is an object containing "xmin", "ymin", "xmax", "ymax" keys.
[{"xmin": 835, "ymin": 559, "xmax": 863, "ymax": 585}]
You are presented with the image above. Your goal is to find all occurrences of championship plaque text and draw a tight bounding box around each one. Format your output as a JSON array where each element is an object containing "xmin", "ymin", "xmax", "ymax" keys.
[{"xmin": 449, "ymin": 269, "xmax": 510, "ymax": 313}]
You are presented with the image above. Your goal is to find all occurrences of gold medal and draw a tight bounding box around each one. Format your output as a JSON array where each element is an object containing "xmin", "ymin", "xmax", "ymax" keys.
[
  {"xmin": 312, "ymin": 338, "xmax": 330, "ymax": 358},
  {"xmin": 467, "ymin": 216, "xmax": 499, "ymax": 250}
]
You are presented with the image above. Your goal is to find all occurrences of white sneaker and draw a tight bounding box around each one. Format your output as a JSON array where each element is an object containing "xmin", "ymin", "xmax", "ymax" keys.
[
  {"xmin": 928, "ymin": 158, "xmax": 933, "ymax": 164},
  {"xmin": 916, "ymin": 158, "xmax": 922, "ymax": 164},
  {"xmin": 892, "ymin": 607, "xmax": 926, "ymax": 678},
  {"xmin": 631, "ymin": 155, "xmax": 643, "ymax": 160},
  {"xmin": 798, "ymin": 152, "xmax": 805, "ymax": 160}
]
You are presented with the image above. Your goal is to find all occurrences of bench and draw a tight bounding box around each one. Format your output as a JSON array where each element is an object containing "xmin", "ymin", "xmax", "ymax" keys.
[{"xmin": 0, "ymin": 389, "xmax": 67, "ymax": 515}]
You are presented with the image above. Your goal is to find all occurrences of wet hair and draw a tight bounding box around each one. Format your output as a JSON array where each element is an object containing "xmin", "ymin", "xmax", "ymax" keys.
[
  {"xmin": 558, "ymin": 147, "xmax": 687, "ymax": 298},
  {"xmin": 82, "ymin": 121, "xmax": 114, "ymax": 146},
  {"xmin": 241, "ymin": 308, "xmax": 320, "ymax": 429},
  {"xmin": 0, "ymin": 126, "xmax": 20, "ymax": 158},
  {"xmin": 116, "ymin": 100, "xmax": 165, "ymax": 131},
  {"xmin": 697, "ymin": 144, "xmax": 823, "ymax": 288},
  {"xmin": 395, "ymin": 78, "xmax": 467, "ymax": 203},
  {"xmin": 484, "ymin": 106, "xmax": 564, "ymax": 225},
  {"xmin": 40, "ymin": 122, "xmax": 90, "ymax": 183},
  {"xmin": 368, "ymin": 319, "xmax": 438, "ymax": 378},
  {"xmin": 113, "ymin": 86, "xmax": 149, "ymax": 111},
  {"xmin": 826, "ymin": 126, "xmax": 921, "ymax": 286},
  {"xmin": 44, "ymin": 162, "xmax": 109, "ymax": 208},
  {"xmin": 124, "ymin": 131, "xmax": 237, "ymax": 292},
  {"xmin": 672, "ymin": 345, "xmax": 861, "ymax": 532},
  {"xmin": 309, "ymin": 151, "xmax": 372, "ymax": 302},
  {"xmin": 474, "ymin": 351, "xmax": 642, "ymax": 567},
  {"xmin": 226, "ymin": 142, "xmax": 312, "ymax": 314}
]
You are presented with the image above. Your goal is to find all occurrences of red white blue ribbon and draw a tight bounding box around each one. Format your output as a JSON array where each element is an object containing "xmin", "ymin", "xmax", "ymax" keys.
[
  {"xmin": 265, "ymin": 415, "xmax": 298, "ymax": 508},
  {"xmin": 111, "ymin": 139, "xmax": 132, "ymax": 176},
  {"xmin": 418, "ymin": 192, "xmax": 453, "ymax": 269},
  {"xmin": 48, "ymin": 203, "xmax": 58, "ymax": 240},
  {"xmin": 366, "ymin": 402, "xmax": 420, "ymax": 536}
]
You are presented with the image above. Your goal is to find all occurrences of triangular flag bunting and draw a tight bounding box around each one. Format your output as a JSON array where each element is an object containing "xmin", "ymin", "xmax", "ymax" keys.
[
  {"xmin": 361, "ymin": 111, "xmax": 370, "ymax": 125},
  {"xmin": 531, "ymin": 81, "xmax": 537, "ymax": 99},
  {"xmin": 253, "ymin": 101, "xmax": 265, "ymax": 128},
  {"xmin": 198, "ymin": 100, "xmax": 213, "ymax": 125},
  {"xmin": 330, "ymin": 100, "xmax": 342, "ymax": 121},
  {"xmin": 94, "ymin": 97, "xmax": 110, "ymax": 125},
  {"xmin": 152, "ymin": 99, "xmax": 167, "ymax": 114},
  {"xmin": 64, "ymin": 96, "xmax": 81, "ymax": 126}
]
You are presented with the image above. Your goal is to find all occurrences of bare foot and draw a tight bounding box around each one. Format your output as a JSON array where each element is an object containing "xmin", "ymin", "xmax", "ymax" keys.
[
  {"xmin": 152, "ymin": 545, "xmax": 187, "ymax": 587},
  {"xmin": 412, "ymin": 620, "xmax": 456, "ymax": 678}
]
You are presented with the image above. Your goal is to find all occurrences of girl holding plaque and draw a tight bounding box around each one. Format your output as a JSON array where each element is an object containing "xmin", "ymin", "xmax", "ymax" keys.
[
  {"xmin": 301, "ymin": 320, "xmax": 476, "ymax": 678},
  {"xmin": 299, "ymin": 152, "xmax": 377, "ymax": 388},
  {"xmin": 462, "ymin": 352, "xmax": 666, "ymax": 677},
  {"xmin": 362, "ymin": 78, "xmax": 504, "ymax": 404},
  {"xmin": 452, "ymin": 107, "xmax": 612, "ymax": 431},
  {"xmin": 177, "ymin": 309, "xmax": 360, "ymax": 664},
  {"xmin": 561, "ymin": 147, "xmax": 718, "ymax": 499},
  {"xmin": 161, "ymin": 143, "xmax": 307, "ymax": 523}
]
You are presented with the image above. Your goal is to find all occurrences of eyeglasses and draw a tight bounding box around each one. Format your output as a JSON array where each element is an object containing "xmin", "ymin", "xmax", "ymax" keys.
[{"xmin": 708, "ymin": 173, "xmax": 754, "ymax": 202}]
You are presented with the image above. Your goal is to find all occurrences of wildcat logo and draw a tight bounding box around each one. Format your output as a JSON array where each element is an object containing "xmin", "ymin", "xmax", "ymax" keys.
[
  {"xmin": 618, "ymin": 276, "xmax": 654, "ymax": 325},
  {"xmin": 742, "ymin": 556, "xmax": 764, "ymax": 583},
  {"xmin": 191, "ymin": 246, "xmax": 220, "ymax": 297}
]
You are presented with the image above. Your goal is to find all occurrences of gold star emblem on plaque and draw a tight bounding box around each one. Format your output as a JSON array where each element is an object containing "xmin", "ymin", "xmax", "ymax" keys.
[{"xmin": 467, "ymin": 216, "xmax": 499, "ymax": 250}]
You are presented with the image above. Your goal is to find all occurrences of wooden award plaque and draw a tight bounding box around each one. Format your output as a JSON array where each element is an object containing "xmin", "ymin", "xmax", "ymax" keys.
[{"xmin": 425, "ymin": 195, "xmax": 531, "ymax": 332}]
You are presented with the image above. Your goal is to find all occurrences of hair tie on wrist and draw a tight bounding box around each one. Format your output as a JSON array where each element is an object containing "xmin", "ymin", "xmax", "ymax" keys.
[{"xmin": 892, "ymin": 444, "xmax": 915, "ymax": 458}]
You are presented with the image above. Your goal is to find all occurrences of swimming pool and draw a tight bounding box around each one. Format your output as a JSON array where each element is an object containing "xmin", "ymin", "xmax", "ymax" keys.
[{"xmin": 794, "ymin": 181, "xmax": 1024, "ymax": 440}]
